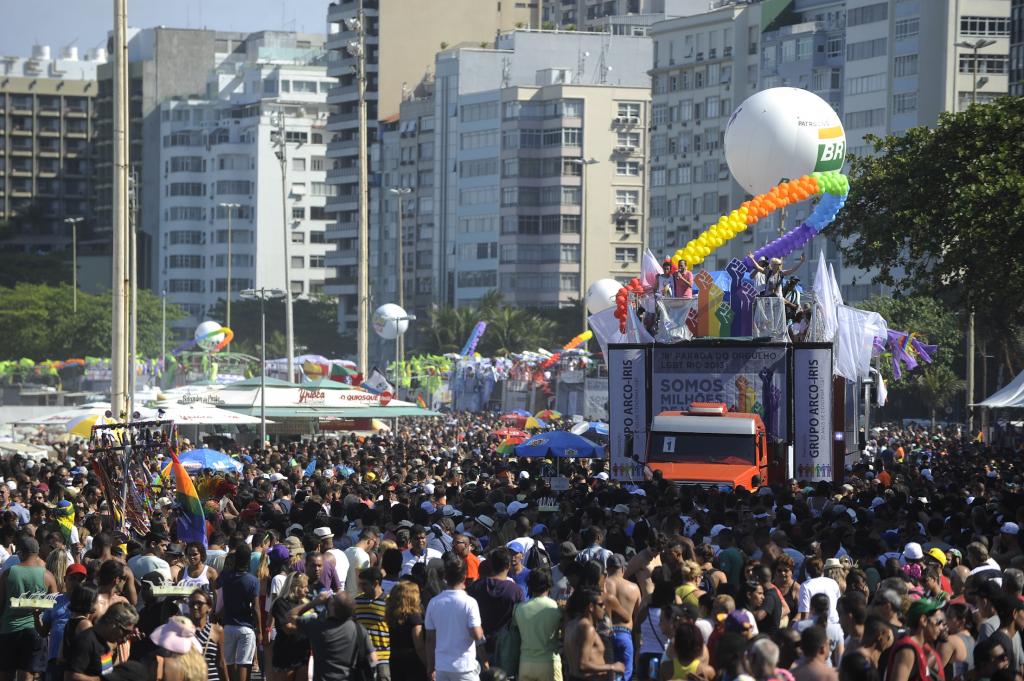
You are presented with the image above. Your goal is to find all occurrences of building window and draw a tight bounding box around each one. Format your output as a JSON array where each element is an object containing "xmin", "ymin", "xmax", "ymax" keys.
[
  {"xmin": 960, "ymin": 16, "xmax": 1010, "ymax": 36},
  {"xmin": 291, "ymin": 256, "xmax": 305, "ymax": 269},
  {"xmin": 848, "ymin": 3, "xmax": 888, "ymax": 26},
  {"xmin": 827, "ymin": 36, "xmax": 843, "ymax": 58},
  {"xmin": 892, "ymin": 92, "xmax": 918, "ymax": 114},
  {"xmin": 310, "ymin": 255, "xmax": 326, "ymax": 268},
  {"xmin": 168, "ymin": 183, "xmax": 205, "ymax": 197},
  {"xmin": 959, "ymin": 54, "xmax": 1009, "ymax": 74},
  {"xmin": 292, "ymin": 231, "xmax": 305, "ymax": 244},
  {"xmin": 844, "ymin": 108, "xmax": 886, "ymax": 129},
  {"xmin": 847, "ymin": 38, "xmax": 887, "ymax": 61},
  {"xmin": 617, "ymin": 161, "xmax": 641, "ymax": 176},
  {"xmin": 617, "ymin": 102, "xmax": 641, "ymax": 118},
  {"xmin": 616, "ymin": 219, "xmax": 639, "ymax": 235},
  {"xmin": 311, "ymin": 157, "xmax": 326, "ymax": 171},
  {"xmin": 615, "ymin": 190, "xmax": 640, "ymax": 206},
  {"xmin": 292, "ymin": 158, "xmax": 306, "ymax": 171},
  {"xmin": 614, "ymin": 247, "xmax": 639, "ymax": 263},
  {"xmin": 894, "ymin": 18, "xmax": 920, "ymax": 40},
  {"xmin": 651, "ymin": 104, "xmax": 668, "ymax": 126},
  {"xmin": 845, "ymin": 73, "xmax": 887, "ymax": 95},
  {"xmin": 168, "ymin": 255, "xmax": 204, "ymax": 269},
  {"xmin": 616, "ymin": 132, "xmax": 640, "ymax": 148},
  {"xmin": 291, "ymin": 281, "xmax": 303, "ymax": 295},
  {"xmin": 292, "ymin": 207, "xmax": 306, "ymax": 220},
  {"xmin": 894, "ymin": 54, "xmax": 919, "ymax": 77}
]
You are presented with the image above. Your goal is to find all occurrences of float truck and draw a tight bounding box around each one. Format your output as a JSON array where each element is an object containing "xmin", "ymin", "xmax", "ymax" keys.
[{"xmin": 645, "ymin": 402, "xmax": 773, "ymax": 489}]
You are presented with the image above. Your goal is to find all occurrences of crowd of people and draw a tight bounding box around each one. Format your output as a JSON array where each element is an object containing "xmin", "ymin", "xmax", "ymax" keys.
[{"xmin": 0, "ymin": 414, "xmax": 1021, "ymax": 681}]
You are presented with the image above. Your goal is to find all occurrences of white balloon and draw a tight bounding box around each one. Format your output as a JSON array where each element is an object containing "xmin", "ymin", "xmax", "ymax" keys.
[
  {"xmin": 194, "ymin": 320, "xmax": 225, "ymax": 352},
  {"xmin": 586, "ymin": 278, "xmax": 623, "ymax": 315},
  {"xmin": 372, "ymin": 303, "xmax": 410, "ymax": 339},
  {"xmin": 724, "ymin": 87, "xmax": 846, "ymax": 196}
]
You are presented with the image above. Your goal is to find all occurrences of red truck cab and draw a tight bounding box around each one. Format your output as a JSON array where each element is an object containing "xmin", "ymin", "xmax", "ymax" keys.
[{"xmin": 646, "ymin": 402, "xmax": 769, "ymax": 489}]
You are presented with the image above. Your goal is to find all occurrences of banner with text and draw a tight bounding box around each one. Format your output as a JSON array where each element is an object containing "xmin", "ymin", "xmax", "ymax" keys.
[
  {"xmin": 793, "ymin": 346, "xmax": 834, "ymax": 481},
  {"xmin": 607, "ymin": 347, "xmax": 647, "ymax": 481},
  {"xmin": 649, "ymin": 345, "xmax": 789, "ymax": 443}
]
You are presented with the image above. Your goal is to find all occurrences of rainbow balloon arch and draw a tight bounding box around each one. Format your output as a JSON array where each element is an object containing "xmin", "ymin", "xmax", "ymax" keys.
[{"xmin": 613, "ymin": 170, "xmax": 849, "ymax": 333}]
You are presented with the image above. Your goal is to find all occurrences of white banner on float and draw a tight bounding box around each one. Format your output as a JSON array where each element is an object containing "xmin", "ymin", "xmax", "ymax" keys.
[
  {"xmin": 607, "ymin": 347, "xmax": 647, "ymax": 481},
  {"xmin": 793, "ymin": 346, "xmax": 834, "ymax": 481}
]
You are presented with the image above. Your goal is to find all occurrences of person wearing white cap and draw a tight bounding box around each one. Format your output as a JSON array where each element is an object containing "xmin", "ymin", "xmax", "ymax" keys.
[{"xmin": 315, "ymin": 526, "xmax": 350, "ymax": 594}]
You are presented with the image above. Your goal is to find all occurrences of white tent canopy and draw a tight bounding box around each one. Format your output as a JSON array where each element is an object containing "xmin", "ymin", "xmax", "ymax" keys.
[
  {"xmin": 151, "ymin": 401, "xmax": 267, "ymax": 425},
  {"xmin": 975, "ymin": 369, "xmax": 1024, "ymax": 408}
]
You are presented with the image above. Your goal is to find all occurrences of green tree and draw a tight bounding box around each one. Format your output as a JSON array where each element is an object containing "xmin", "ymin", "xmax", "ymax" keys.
[
  {"xmin": 833, "ymin": 96, "xmax": 1024, "ymax": 375},
  {"xmin": 478, "ymin": 306, "xmax": 557, "ymax": 356},
  {"xmin": 0, "ymin": 284, "xmax": 183, "ymax": 360}
]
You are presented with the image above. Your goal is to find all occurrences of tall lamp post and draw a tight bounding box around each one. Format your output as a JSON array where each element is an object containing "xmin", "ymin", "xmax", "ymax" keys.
[
  {"xmin": 270, "ymin": 109, "xmax": 296, "ymax": 382},
  {"xmin": 218, "ymin": 202, "xmax": 240, "ymax": 348},
  {"xmin": 240, "ymin": 287, "xmax": 285, "ymax": 447},
  {"xmin": 956, "ymin": 38, "xmax": 997, "ymax": 109},
  {"xmin": 63, "ymin": 216, "xmax": 83, "ymax": 313},
  {"xmin": 344, "ymin": 6, "xmax": 369, "ymax": 377},
  {"xmin": 954, "ymin": 37, "xmax": 995, "ymax": 433},
  {"xmin": 570, "ymin": 158, "xmax": 599, "ymax": 334},
  {"xmin": 388, "ymin": 187, "xmax": 412, "ymax": 364}
]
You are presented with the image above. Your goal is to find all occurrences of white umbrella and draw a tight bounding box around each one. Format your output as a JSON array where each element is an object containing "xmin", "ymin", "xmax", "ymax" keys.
[{"xmin": 153, "ymin": 401, "xmax": 267, "ymax": 425}]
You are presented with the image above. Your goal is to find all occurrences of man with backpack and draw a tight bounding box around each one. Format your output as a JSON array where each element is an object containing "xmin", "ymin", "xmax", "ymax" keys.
[{"xmin": 467, "ymin": 547, "xmax": 524, "ymax": 663}]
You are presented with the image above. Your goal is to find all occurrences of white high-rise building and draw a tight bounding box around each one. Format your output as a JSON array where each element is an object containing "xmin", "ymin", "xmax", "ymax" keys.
[{"xmin": 157, "ymin": 44, "xmax": 334, "ymax": 336}]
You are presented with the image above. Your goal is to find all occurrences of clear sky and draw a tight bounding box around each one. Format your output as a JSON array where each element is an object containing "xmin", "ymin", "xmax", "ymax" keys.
[{"xmin": 0, "ymin": 0, "xmax": 330, "ymax": 59}]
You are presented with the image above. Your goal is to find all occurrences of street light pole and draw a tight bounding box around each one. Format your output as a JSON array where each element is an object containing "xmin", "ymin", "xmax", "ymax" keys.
[
  {"xmin": 388, "ymin": 187, "xmax": 412, "ymax": 365},
  {"xmin": 953, "ymin": 38, "xmax": 994, "ymax": 433},
  {"xmin": 271, "ymin": 109, "xmax": 296, "ymax": 382},
  {"xmin": 218, "ymin": 202, "xmax": 240, "ymax": 347},
  {"xmin": 570, "ymin": 158, "xmax": 599, "ymax": 334},
  {"xmin": 241, "ymin": 287, "xmax": 285, "ymax": 447},
  {"xmin": 345, "ymin": 4, "xmax": 370, "ymax": 378},
  {"xmin": 64, "ymin": 216, "xmax": 83, "ymax": 313},
  {"xmin": 956, "ymin": 38, "xmax": 997, "ymax": 108},
  {"xmin": 161, "ymin": 289, "xmax": 166, "ymax": 363}
]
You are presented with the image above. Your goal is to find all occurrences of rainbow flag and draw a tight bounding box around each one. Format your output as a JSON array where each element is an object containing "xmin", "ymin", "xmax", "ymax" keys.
[
  {"xmin": 416, "ymin": 393, "xmax": 427, "ymax": 409},
  {"xmin": 170, "ymin": 453, "xmax": 206, "ymax": 547}
]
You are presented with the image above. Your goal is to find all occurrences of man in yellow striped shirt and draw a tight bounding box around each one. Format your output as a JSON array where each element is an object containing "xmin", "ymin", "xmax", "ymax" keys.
[{"xmin": 356, "ymin": 566, "xmax": 391, "ymax": 681}]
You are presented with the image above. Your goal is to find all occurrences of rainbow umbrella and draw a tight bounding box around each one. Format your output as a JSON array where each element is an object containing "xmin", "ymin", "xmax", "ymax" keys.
[
  {"xmin": 524, "ymin": 416, "xmax": 547, "ymax": 430},
  {"xmin": 496, "ymin": 438, "xmax": 518, "ymax": 455},
  {"xmin": 535, "ymin": 409, "xmax": 562, "ymax": 421}
]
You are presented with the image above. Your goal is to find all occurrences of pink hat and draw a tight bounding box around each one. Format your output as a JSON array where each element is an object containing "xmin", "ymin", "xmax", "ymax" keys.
[{"xmin": 150, "ymin": 617, "xmax": 201, "ymax": 654}]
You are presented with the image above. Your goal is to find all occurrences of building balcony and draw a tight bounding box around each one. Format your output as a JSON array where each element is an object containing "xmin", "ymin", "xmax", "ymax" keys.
[
  {"xmin": 65, "ymin": 109, "xmax": 89, "ymax": 118},
  {"xmin": 326, "ymin": 138, "xmax": 359, "ymax": 157},
  {"xmin": 326, "ymin": 166, "xmax": 359, "ymax": 181},
  {"xmin": 10, "ymin": 127, "xmax": 34, "ymax": 136},
  {"xmin": 325, "ymin": 194, "xmax": 359, "ymax": 213}
]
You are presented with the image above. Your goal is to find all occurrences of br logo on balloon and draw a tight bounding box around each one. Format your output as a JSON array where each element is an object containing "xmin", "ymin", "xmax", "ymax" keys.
[{"xmin": 170, "ymin": 320, "xmax": 234, "ymax": 355}]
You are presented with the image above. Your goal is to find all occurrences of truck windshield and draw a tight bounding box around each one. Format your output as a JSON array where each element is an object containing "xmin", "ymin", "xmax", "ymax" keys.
[{"xmin": 647, "ymin": 432, "xmax": 757, "ymax": 465}]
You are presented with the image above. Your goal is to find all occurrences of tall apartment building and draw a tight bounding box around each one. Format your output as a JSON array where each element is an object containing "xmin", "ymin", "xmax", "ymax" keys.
[
  {"xmin": 156, "ymin": 37, "xmax": 332, "ymax": 336},
  {"xmin": 96, "ymin": 28, "xmax": 258, "ymax": 290},
  {"xmin": 542, "ymin": 0, "xmax": 710, "ymax": 30},
  {"xmin": 324, "ymin": 0, "xmax": 539, "ymax": 331},
  {"xmin": 430, "ymin": 30, "xmax": 652, "ymax": 309},
  {"xmin": 647, "ymin": 2, "xmax": 764, "ymax": 264},
  {"xmin": 367, "ymin": 29, "xmax": 651, "ymax": 366},
  {"xmin": 0, "ymin": 45, "xmax": 105, "ymax": 263},
  {"xmin": 1013, "ymin": 0, "xmax": 1024, "ymax": 95}
]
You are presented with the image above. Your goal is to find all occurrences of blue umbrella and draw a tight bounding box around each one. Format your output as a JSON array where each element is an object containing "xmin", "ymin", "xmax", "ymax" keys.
[
  {"xmin": 570, "ymin": 421, "xmax": 609, "ymax": 444},
  {"xmin": 515, "ymin": 431, "xmax": 604, "ymax": 459},
  {"xmin": 179, "ymin": 448, "xmax": 243, "ymax": 473}
]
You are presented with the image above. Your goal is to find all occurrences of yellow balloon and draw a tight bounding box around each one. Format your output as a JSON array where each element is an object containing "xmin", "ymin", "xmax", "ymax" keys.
[
  {"xmin": 671, "ymin": 255, "xmax": 681, "ymax": 266},
  {"xmin": 712, "ymin": 237, "xmax": 724, "ymax": 248},
  {"xmin": 700, "ymin": 246, "xmax": 711, "ymax": 257}
]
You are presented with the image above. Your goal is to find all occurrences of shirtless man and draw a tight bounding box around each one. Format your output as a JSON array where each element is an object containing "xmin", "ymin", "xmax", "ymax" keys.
[
  {"xmin": 564, "ymin": 588, "xmax": 626, "ymax": 681},
  {"xmin": 605, "ymin": 554, "xmax": 641, "ymax": 681},
  {"xmin": 792, "ymin": 625, "xmax": 838, "ymax": 681}
]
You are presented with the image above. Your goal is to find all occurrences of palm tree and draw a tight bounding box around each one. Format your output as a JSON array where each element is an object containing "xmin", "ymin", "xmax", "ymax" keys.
[
  {"xmin": 482, "ymin": 306, "xmax": 557, "ymax": 356},
  {"xmin": 914, "ymin": 364, "xmax": 965, "ymax": 430}
]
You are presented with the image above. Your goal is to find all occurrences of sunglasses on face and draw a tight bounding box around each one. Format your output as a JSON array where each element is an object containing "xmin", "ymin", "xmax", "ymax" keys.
[{"xmin": 189, "ymin": 600, "xmax": 209, "ymax": 608}]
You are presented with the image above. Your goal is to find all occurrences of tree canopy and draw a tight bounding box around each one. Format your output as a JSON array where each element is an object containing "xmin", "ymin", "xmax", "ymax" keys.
[
  {"xmin": 834, "ymin": 96, "xmax": 1024, "ymax": 345},
  {"xmin": 0, "ymin": 284, "xmax": 182, "ymax": 361}
]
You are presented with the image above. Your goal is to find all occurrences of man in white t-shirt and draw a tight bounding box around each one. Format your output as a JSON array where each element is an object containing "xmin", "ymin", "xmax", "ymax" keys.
[
  {"xmin": 425, "ymin": 557, "xmax": 484, "ymax": 681},
  {"xmin": 344, "ymin": 526, "xmax": 379, "ymax": 596},
  {"xmin": 796, "ymin": 557, "xmax": 842, "ymax": 624},
  {"xmin": 315, "ymin": 526, "xmax": 350, "ymax": 593},
  {"xmin": 127, "ymin": 530, "xmax": 172, "ymax": 582},
  {"xmin": 401, "ymin": 525, "xmax": 443, "ymax": 576}
]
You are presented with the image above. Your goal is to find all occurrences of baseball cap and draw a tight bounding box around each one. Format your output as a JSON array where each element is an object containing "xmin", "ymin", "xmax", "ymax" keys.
[
  {"xmin": 508, "ymin": 500, "xmax": 529, "ymax": 516},
  {"xmin": 475, "ymin": 515, "xmax": 495, "ymax": 530},
  {"xmin": 612, "ymin": 504, "xmax": 630, "ymax": 514},
  {"xmin": 905, "ymin": 597, "xmax": 942, "ymax": 624},
  {"xmin": 1002, "ymin": 522, "xmax": 1020, "ymax": 536},
  {"xmin": 66, "ymin": 563, "xmax": 88, "ymax": 578},
  {"xmin": 506, "ymin": 541, "xmax": 526, "ymax": 555},
  {"xmin": 593, "ymin": 472, "xmax": 609, "ymax": 481},
  {"xmin": 903, "ymin": 542, "xmax": 924, "ymax": 561},
  {"xmin": 725, "ymin": 610, "xmax": 754, "ymax": 632}
]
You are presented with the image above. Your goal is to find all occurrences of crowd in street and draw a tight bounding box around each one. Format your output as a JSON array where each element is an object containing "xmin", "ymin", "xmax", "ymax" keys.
[{"xmin": 1, "ymin": 413, "xmax": 1022, "ymax": 681}]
